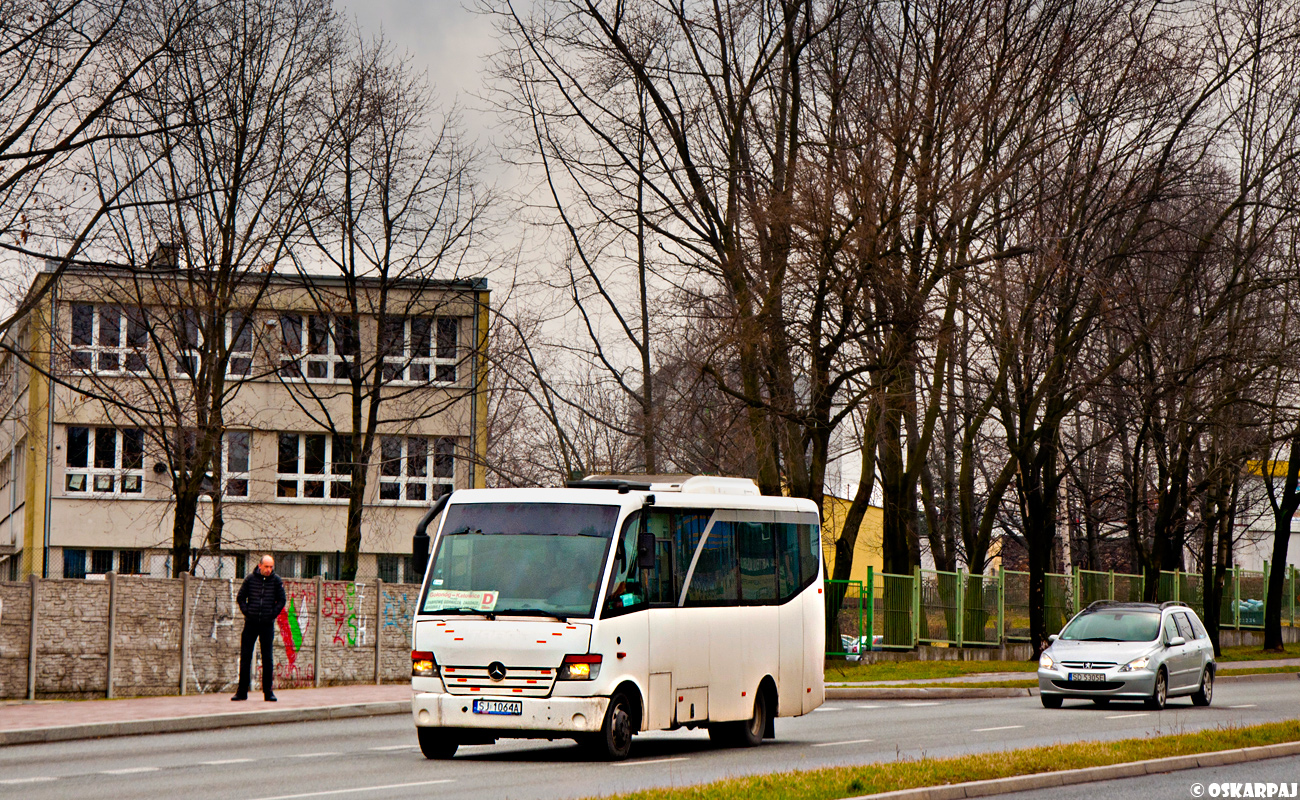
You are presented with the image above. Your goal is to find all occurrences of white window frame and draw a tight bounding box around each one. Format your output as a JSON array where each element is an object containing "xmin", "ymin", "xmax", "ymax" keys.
[
  {"xmin": 379, "ymin": 316, "xmax": 459, "ymax": 384},
  {"xmin": 65, "ymin": 426, "xmax": 146, "ymax": 496},
  {"xmin": 276, "ymin": 432, "xmax": 352, "ymax": 501},
  {"xmin": 278, "ymin": 314, "xmax": 357, "ymax": 381},
  {"xmin": 222, "ymin": 430, "xmax": 251, "ymax": 498},
  {"xmin": 227, "ymin": 312, "xmax": 254, "ymax": 376},
  {"xmin": 378, "ymin": 435, "xmax": 454, "ymax": 504},
  {"xmin": 70, "ymin": 304, "xmax": 148, "ymax": 375}
]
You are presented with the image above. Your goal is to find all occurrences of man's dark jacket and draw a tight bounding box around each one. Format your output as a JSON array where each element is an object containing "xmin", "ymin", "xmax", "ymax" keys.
[{"xmin": 238, "ymin": 570, "xmax": 287, "ymax": 620}]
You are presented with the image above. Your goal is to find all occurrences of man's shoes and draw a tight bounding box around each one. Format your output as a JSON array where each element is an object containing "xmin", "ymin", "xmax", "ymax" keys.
[
  {"xmin": 231, "ymin": 695, "xmax": 247, "ymax": 701},
  {"xmin": 264, "ymin": 693, "xmax": 278, "ymax": 702}
]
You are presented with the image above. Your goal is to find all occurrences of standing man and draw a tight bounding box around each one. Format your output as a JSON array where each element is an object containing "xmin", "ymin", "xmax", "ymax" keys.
[{"xmin": 233, "ymin": 554, "xmax": 287, "ymax": 701}]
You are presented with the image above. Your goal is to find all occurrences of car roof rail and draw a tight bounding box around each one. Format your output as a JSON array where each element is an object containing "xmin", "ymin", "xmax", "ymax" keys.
[{"xmin": 1159, "ymin": 600, "xmax": 1189, "ymax": 609}]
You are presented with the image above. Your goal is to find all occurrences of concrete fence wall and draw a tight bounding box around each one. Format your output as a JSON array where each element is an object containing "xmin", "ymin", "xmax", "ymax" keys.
[{"xmin": 0, "ymin": 575, "xmax": 420, "ymax": 700}]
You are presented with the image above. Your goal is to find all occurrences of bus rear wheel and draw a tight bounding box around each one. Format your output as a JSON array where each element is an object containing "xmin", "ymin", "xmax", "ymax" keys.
[
  {"xmin": 416, "ymin": 727, "xmax": 459, "ymax": 759},
  {"xmin": 709, "ymin": 690, "xmax": 768, "ymax": 748}
]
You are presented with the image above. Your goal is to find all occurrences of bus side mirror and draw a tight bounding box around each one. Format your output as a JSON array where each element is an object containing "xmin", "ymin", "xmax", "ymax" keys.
[{"xmin": 637, "ymin": 532, "xmax": 656, "ymax": 570}]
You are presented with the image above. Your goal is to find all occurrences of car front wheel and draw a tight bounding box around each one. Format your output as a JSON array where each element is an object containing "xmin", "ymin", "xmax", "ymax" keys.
[
  {"xmin": 1191, "ymin": 668, "xmax": 1214, "ymax": 707},
  {"xmin": 1041, "ymin": 694, "xmax": 1063, "ymax": 709},
  {"xmin": 1144, "ymin": 668, "xmax": 1168, "ymax": 710}
]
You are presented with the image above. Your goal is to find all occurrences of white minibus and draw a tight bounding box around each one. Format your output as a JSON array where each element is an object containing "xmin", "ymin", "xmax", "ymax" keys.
[{"xmin": 409, "ymin": 475, "xmax": 825, "ymax": 760}]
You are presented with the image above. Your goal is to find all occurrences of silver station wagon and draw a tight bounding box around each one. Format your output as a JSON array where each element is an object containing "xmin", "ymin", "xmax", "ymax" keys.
[{"xmin": 1037, "ymin": 601, "xmax": 1216, "ymax": 709}]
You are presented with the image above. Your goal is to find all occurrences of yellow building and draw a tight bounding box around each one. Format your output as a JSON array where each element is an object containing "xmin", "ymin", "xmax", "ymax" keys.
[{"xmin": 820, "ymin": 493, "xmax": 883, "ymax": 581}]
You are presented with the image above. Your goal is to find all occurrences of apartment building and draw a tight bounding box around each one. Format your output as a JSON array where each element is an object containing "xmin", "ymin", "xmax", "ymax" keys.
[{"xmin": 0, "ymin": 262, "xmax": 488, "ymax": 581}]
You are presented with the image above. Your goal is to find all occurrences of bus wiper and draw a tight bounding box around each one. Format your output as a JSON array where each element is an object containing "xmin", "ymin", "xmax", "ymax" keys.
[{"xmin": 495, "ymin": 608, "xmax": 569, "ymax": 623}]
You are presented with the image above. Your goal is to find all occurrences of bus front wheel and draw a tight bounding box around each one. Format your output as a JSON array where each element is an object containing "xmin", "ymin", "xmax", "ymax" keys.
[
  {"xmin": 417, "ymin": 727, "xmax": 459, "ymax": 759},
  {"xmin": 588, "ymin": 691, "xmax": 635, "ymax": 761}
]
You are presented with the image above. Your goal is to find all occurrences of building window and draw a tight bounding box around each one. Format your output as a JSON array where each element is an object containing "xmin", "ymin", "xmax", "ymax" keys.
[
  {"xmin": 279, "ymin": 314, "xmax": 357, "ymax": 380},
  {"xmin": 90, "ymin": 549, "xmax": 114, "ymax": 575},
  {"xmin": 276, "ymin": 433, "xmax": 352, "ymax": 499},
  {"xmin": 177, "ymin": 309, "xmax": 201, "ymax": 375},
  {"xmin": 223, "ymin": 431, "xmax": 251, "ymax": 497},
  {"xmin": 71, "ymin": 304, "xmax": 148, "ymax": 374},
  {"xmin": 66, "ymin": 427, "xmax": 145, "ymax": 495},
  {"xmin": 227, "ymin": 312, "xmax": 254, "ymax": 376},
  {"xmin": 379, "ymin": 316, "xmax": 458, "ymax": 384},
  {"xmin": 377, "ymin": 554, "xmax": 417, "ymax": 584},
  {"xmin": 64, "ymin": 548, "xmax": 87, "ymax": 579},
  {"xmin": 378, "ymin": 436, "xmax": 454, "ymax": 503},
  {"xmin": 119, "ymin": 550, "xmax": 143, "ymax": 574}
]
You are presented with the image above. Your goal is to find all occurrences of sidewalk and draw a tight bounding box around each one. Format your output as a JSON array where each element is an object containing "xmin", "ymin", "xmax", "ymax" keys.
[{"xmin": 0, "ymin": 684, "xmax": 411, "ymax": 746}]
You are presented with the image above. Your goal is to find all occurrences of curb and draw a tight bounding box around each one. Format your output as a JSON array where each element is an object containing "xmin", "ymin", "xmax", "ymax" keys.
[
  {"xmin": 0, "ymin": 701, "xmax": 409, "ymax": 747},
  {"xmin": 847, "ymin": 740, "xmax": 1300, "ymax": 799}
]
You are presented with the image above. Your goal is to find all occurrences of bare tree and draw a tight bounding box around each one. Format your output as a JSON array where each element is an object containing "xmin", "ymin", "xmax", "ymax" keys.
[{"xmin": 288, "ymin": 37, "xmax": 490, "ymax": 580}]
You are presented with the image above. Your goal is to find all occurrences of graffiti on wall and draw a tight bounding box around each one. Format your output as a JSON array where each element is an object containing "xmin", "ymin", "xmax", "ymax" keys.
[
  {"xmin": 322, "ymin": 582, "xmax": 368, "ymax": 647},
  {"xmin": 382, "ymin": 588, "xmax": 415, "ymax": 636},
  {"xmin": 268, "ymin": 582, "xmax": 316, "ymax": 686}
]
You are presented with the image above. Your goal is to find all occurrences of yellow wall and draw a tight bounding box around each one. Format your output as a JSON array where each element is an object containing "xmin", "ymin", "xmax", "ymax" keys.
[{"xmin": 820, "ymin": 494, "xmax": 883, "ymax": 583}]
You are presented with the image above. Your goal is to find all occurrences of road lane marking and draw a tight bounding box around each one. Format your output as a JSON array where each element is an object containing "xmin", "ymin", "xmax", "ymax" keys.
[
  {"xmin": 1230, "ymin": 704, "xmax": 1258, "ymax": 709},
  {"xmin": 812, "ymin": 707, "xmax": 841, "ymax": 712},
  {"xmin": 811, "ymin": 739, "xmax": 875, "ymax": 747},
  {"xmin": 202, "ymin": 759, "xmax": 255, "ymax": 765},
  {"xmin": 1105, "ymin": 713, "xmax": 1149, "ymax": 719},
  {"xmin": 901, "ymin": 702, "xmax": 942, "ymax": 707},
  {"xmin": 101, "ymin": 767, "xmax": 160, "ymax": 775},
  {"xmin": 613, "ymin": 757, "xmax": 690, "ymax": 767},
  {"xmin": 0, "ymin": 777, "xmax": 57, "ymax": 785},
  {"xmin": 368, "ymin": 745, "xmax": 416, "ymax": 751},
  {"xmin": 972, "ymin": 725, "xmax": 1024, "ymax": 732},
  {"xmin": 247, "ymin": 779, "xmax": 456, "ymax": 800},
  {"xmin": 288, "ymin": 752, "xmax": 340, "ymax": 758},
  {"xmin": 855, "ymin": 704, "xmax": 880, "ymax": 709}
]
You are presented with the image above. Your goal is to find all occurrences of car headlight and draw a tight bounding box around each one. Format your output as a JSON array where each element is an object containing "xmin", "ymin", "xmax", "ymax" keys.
[
  {"xmin": 1119, "ymin": 656, "xmax": 1150, "ymax": 673},
  {"xmin": 1039, "ymin": 653, "xmax": 1055, "ymax": 670}
]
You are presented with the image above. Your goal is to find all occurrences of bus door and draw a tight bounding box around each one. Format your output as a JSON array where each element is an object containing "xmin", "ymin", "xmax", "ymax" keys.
[{"xmin": 644, "ymin": 509, "xmax": 713, "ymax": 726}]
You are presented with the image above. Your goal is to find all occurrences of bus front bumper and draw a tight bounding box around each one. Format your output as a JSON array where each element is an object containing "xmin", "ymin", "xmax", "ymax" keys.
[{"xmin": 412, "ymin": 692, "xmax": 609, "ymax": 735}]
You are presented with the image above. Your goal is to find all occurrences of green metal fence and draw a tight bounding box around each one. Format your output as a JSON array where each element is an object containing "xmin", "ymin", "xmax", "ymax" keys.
[{"xmin": 826, "ymin": 563, "xmax": 1297, "ymax": 655}]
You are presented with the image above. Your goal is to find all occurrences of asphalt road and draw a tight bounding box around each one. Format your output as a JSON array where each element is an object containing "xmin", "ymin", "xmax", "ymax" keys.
[{"xmin": 2, "ymin": 681, "xmax": 1298, "ymax": 800}]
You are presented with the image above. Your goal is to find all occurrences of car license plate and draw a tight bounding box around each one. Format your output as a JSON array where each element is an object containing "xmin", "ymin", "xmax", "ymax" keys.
[
  {"xmin": 1068, "ymin": 672, "xmax": 1104, "ymax": 682},
  {"xmin": 472, "ymin": 700, "xmax": 522, "ymax": 716}
]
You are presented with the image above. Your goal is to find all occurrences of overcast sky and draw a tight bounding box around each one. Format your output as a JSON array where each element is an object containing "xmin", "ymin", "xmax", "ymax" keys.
[{"xmin": 337, "ymin": 0, "xmax": 503, "ymax": 156}]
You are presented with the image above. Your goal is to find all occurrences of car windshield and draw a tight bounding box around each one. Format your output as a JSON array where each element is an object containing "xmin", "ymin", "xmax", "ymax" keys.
[
  {"xmin": 421, "ymin": 502, "xmax": 620, "ymax": 619},
  {"xmin": 1060, "ymin": 610, "xmax": 1161, "ymax": 642}
]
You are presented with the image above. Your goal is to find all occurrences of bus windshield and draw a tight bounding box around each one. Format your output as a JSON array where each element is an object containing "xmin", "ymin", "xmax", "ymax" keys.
[{"xmin": 421, "ymin": 502, "xmax": 620, "ymax": 619}]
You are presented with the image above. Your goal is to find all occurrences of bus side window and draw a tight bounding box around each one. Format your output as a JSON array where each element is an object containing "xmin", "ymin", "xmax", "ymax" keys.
[
  {"xmin": 775, "ymin": 523, "xmax": 800, "ymax": 600},
  {"xmin": 738, "ymin": 520, "xmax": 776, "ymax": 602},
  {"xmin": 685, "ymin": 520, "xmax": 739, "ymax": 605},
  {"xmin": 799, "ymin": 523, "xmax": 820, "ymax": 585},
  {"xmin": 642, "ymin": 511, "xmax": 675, "ymax": 604},
  {"xmin": 604, "ymin": 513, "xmax": 647, "ymax": 614},
  {"xmin": 673, "ymin": 512, "xmax": 710, "ymax": 602}
]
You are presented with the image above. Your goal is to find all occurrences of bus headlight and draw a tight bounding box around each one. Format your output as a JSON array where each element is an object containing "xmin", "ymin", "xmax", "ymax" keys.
[
  {"xmin": 412, "ymin": 650, "xmax": 437, "ymax": 677},
  {"xmin": 558, "ymin": 654, "xmax": 602, "ymax": 681}
]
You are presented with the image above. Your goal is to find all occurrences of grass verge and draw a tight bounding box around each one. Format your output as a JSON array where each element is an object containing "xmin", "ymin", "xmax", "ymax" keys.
[
  {"xmin": 1219, "ymin": 665, "xmax": 1300, "ymax": 676},
  {"xmin": 1218, "ymin": 645, "xmax": 1296, "ymax": 662},
  {"xmin": 825, "ymin": 660, "xmax": 1033, "ymax": 682},
  {"xmin": 592, "ymin": 719, "xmax": 1300, "ymax": 800}
]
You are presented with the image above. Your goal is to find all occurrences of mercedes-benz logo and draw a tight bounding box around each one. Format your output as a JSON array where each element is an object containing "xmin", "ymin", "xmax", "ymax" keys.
[{"xmin": 487, "ymin": 662, "xmax": 507, "ymax": 681}]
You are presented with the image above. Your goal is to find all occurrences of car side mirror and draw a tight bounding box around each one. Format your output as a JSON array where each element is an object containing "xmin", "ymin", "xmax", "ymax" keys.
[
  {"xmin": 1167, "ymin": 636, "xmax": 1186, "ymax": 647},
  {"xmin": 637, "ymin": 531, "xmax": 656, "ymax": 570},
  {"xmin": 1048, "ymin": 634, "xmax": 1058, "ymax": 642}
]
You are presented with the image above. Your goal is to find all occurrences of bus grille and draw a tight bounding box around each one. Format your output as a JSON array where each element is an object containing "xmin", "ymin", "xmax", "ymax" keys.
[{"xmin": 440, "ymin": 666, "xmax": 556, "ymax": 697}]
